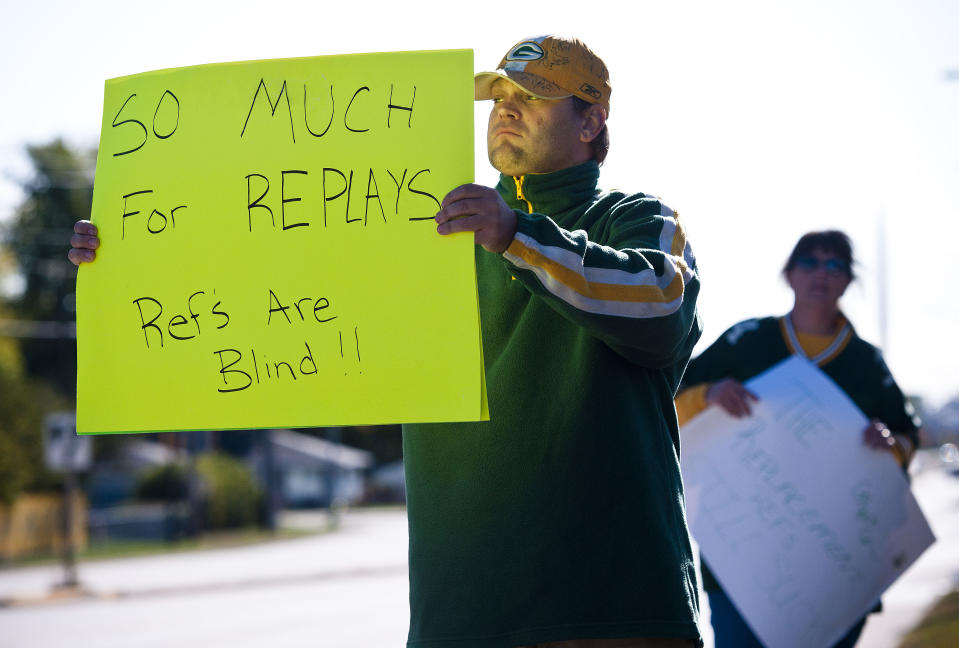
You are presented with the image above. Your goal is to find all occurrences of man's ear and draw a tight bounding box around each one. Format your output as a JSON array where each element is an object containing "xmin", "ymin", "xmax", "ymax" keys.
[{"xmin": 579, "ymin": 104, "xmax": 607, "ymax": 143}]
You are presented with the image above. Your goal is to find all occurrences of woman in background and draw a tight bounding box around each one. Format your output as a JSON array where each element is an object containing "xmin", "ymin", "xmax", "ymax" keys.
[{"xmin": 676, "ymin": 230, "xmax": 921, "ymax": 648}]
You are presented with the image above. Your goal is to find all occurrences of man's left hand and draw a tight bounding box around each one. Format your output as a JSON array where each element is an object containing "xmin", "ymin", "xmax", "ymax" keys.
[{"xmin": 435, "ymin": 184, "xmax": 517, "ymax": 254}]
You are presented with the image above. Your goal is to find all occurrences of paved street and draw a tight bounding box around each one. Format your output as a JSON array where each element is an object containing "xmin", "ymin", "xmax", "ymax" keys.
[
  {"xmin": 0, "ymin": 509, "xmax": 411, "ymax": 648},
  {"xmin": 1, "ymin": 460, "xmax": 957, "ymax": 648},
  {"xmin": 856, "ymin": 459, "xmax": 959, "ymax": 647}
]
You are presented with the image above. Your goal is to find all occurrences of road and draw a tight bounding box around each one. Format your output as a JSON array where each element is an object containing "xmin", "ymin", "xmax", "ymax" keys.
[
  {"xmin": 0, "ymin": 509, "xmax": 411, "ymax": 648},
  {"xmin": 1, "ymin": 459, "xmax": 957, "ymax": 648},
  {"xmin": 855, "ymin": 458, "xmax": 959, "ymax": 647}
]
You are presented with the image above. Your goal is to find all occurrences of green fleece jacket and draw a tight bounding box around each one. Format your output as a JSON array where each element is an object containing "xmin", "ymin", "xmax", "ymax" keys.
[{"xmin": 403, "ymin": 161, "xmax": 703, "ymax": 647}]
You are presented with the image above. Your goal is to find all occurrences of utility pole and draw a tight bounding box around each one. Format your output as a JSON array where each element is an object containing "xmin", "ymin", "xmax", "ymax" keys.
[
  {"xmin": 877, "ymin": 210, "xmax": 888, "ymax": 354},
  {"xmin": 43, "ymin": 413, "xmax": 91, "ymax": 592},
  {"xmin": 60, "ymin": 470, "xmax": 80, "ymax": 588}
]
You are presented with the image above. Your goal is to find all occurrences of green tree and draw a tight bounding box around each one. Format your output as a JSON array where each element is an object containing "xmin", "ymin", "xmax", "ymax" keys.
[
  {"xmin": 0, "ymin": 330, "xmax": 61, "ymax": 504},
  {"xmin": 2, "ymin": 138, "xmax": 94, "ymax": 396},
  {"xmin": 0, "ymin": 139, "xmax": 92, "ymax": 502},
  {"xmin": 136, "ymin": 463, "xmax": 190, "ymax": 501},
  {"xmin": 196, "ymin": 452, "xmax": 262, "ymax": 529}
]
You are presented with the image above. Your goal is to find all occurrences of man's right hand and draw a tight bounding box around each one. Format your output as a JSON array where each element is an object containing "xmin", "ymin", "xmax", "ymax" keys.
[
  {"xmin": 706, "ymin": 377, "xmax": 759, "ymax": 418},
  {"xmin": 435, "ymin": 184, "xmax": 517, "ymax": 254},
  {"xmin": 69, "ymin": 220, "xmax": 100, "ymax": 265}
]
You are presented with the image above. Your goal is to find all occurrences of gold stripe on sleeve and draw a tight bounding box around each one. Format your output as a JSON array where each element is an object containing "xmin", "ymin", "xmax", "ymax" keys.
[{"xmin": 506, "ymin": 238, "xmax": 684, "ymax": 304}]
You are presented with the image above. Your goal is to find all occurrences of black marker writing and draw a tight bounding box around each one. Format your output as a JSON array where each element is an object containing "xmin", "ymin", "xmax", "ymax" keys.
[
  {"xmin": 112, "ymin": 90, "xmax": 180, "ymax": 156},
  {"xmin": 152, "ymin": 90, "xmax": 180, "ymax": 139},
  {"xmin": 304, "ymin": 84, "xmax": 334, "ymax": 138},
  {"xmin": 267, "ymin": 289, "xmax": 337, "ymax": 325},
  {"xmin": 132, "ymin": 291, "xmax": 231, "ymax": 349},
  {"xmin": 281, "ymin": 170, "xmax": 308, "ymax": 230},
  {"xmin": 112, "ymin": 94, "xmax": 148, "ymax": 157},
  {"xmin": 387, "ymin": 84, "xmax": 415, "ymax": 128},
  {"xmin": 122, "ymin": 190, "xmax": 153, "ymax": 240},
  {"xmin": 344, "ymin": 86, "xmax": 370, "ymax": 133},
  {"xmin": 246, "ymin": 173, "xmax": 274, "ymax": 231},
  {"xmin": 241, "ymin": 79, "xmax": 295, "ymax": 143},
  {"xmin": 407, "ymin": 168, "xmax": 441, "ymax": 217}
]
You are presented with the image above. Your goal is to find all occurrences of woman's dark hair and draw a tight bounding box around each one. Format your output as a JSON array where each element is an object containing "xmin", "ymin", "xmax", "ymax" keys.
[
  {"xmin": 572, "ymin": 97, "xmax": 610, "ymax": 164},
  {"xmin": 782, "ymin": 230, "xmax": 856, "ymax": 280}
]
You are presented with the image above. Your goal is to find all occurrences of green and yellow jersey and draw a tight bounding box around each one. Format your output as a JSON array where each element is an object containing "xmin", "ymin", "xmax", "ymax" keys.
[
  {"xmin": 677, "ymin": 314, "xmax": 921, "ymax": 593},
  {"xmin": 403, "ymin": 161, "xmax": 703, "ymax": 647}
]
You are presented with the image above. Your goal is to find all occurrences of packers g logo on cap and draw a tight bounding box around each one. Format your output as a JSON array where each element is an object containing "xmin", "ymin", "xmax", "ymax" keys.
[{"xmin": 505, "ymin": 42, "xmax": 545, "ymax": 62}]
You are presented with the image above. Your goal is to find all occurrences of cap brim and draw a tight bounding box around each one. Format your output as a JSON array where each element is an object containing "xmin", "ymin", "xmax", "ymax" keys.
[{"xmin": 474, "ymin": 70, "xmax": 572, "ymax": 102}]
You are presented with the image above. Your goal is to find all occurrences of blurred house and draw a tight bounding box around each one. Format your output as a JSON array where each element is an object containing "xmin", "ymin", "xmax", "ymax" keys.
[
  {"xmin": 252, "ymin": 429, "xmax": 374, "ymax": 509},
  {"xmin": 365, "ymin": 460, "xmax": 406, "ymax": 504},
  {"xmin": 86, "ymin": 438, "xmax": 188, "ymax": 542},
  {"xmin": 87, "ymin": 439, "xmax": 185, "ymax": 509},
  {"xmin": 75, "ymin": 428, "xmax": 379, "ymax": 543}
]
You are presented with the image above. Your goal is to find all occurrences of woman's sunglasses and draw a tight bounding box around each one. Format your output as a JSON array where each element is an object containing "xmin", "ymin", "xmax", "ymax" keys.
[{"xmin": 794, "ymin": 256, "xmax": 850, "ymax": 276}]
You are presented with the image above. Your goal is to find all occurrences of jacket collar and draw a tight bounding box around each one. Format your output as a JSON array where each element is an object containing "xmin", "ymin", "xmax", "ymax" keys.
[{"xmin": 495, "ymin": 161, "xmax": 600, "ymax": 215}]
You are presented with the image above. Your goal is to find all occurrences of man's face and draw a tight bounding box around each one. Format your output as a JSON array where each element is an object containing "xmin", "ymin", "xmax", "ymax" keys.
[{"xmin": 486, "ymin": 78, "xmax": 588, "ymax": 177}]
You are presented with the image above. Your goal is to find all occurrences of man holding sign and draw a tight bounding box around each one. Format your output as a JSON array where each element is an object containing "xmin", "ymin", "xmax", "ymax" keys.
[{"xmin": 73, "ymin": 36, "xmax": 703, "ymax": 648}]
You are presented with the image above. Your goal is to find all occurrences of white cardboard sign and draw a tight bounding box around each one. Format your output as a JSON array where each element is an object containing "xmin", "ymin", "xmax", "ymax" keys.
[{"xmin": 681, "ymin": 356, "xmax": 934, "ymax": 648}]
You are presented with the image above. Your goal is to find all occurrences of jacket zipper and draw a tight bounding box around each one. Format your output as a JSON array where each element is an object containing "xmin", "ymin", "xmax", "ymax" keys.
[{"xmin": 513, "ymin": 176, "xmax": 533, "ymax": 213}]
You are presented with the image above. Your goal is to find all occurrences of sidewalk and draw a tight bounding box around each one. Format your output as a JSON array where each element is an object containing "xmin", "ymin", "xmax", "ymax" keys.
[
  {"xmin": 1, "ymin": 466, "xmax": 955, "ymax": 647},
  {"xmin": 856, "ymin": 462, "xmax": 959, "ymax": 647},
  {"xmin": 0, "ymin": 507, "xmax": 409, "ymax": 607}
]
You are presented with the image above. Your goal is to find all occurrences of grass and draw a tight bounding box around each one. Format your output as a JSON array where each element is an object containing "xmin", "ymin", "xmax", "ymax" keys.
[
  {"xmin": 1, "ymin": 525, "xmax": 320, "ymax": 570},
  {"xmin": 899, "ymin": 589, "xmax": 959, "ymax": 648},
  {"xmin": 0, "ymin": 505, "xmax": 405, "ymax": 570}
]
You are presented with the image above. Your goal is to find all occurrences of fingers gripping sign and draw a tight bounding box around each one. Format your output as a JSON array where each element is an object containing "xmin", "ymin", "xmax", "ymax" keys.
[
  {"xmin": 862, "ymin": 417, "xmax": 912, "ymax": 466},
  {"xmin": 435, "ymin": 184, "xmax": 517, "ymax": 254},
  {"xmin": 862, "ymin": 418, "xmax": 894, "ymax": 450},
  {"xmin": 69, "ymin": 220, "xmax": 100, "ymax": 265},
  {"xmin": 706, "ymin": 377, "xmax": 760, "ymax": 418}
]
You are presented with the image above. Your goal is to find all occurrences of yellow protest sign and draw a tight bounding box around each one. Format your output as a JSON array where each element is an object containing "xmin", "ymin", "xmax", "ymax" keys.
[{"xmin": 77, "ymin": 49, "xmax": 486, "ymax": 434}]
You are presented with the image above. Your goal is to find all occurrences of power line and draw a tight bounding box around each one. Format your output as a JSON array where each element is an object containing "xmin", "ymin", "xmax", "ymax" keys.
[
  {"xmin": 1, "ymin": 229, "xmax": 80, "ymax": 247},
  {"xmin": 0, "ymin": 319, "xmax": 76, "ymax": 339}
]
